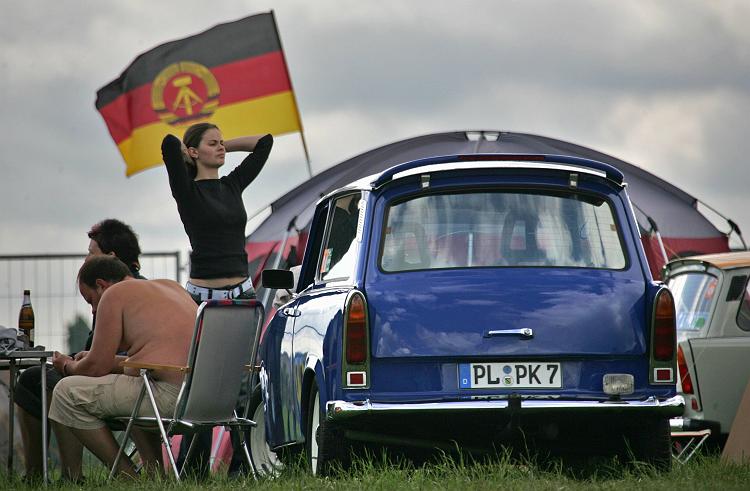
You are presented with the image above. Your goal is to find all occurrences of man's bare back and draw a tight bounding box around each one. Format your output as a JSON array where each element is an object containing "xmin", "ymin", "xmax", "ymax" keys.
[
  {"xmin": 68, "ymin": 277, "xmax": 197, "ymax": 385},
  {"xmin": 48, "ymin": 257, "xmax": 199, "ymax": 481}
]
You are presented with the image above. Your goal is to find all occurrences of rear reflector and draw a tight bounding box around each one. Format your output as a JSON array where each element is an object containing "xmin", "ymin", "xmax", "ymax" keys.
[
  {"xmin": 347, "ymin": 371, "xmax": 367, "ymax": 386},
  {"xmin": 654, "ymin": 367, "xmax": 674, "ymax": 382},
  {"xmin": 677, "ymin": 345, "xmax": 694, "ymax": 394},
  {"xmin": 691, "ymin": 398, "xmax": 700, "ymax": 411},
  {"xmin": 653, "ymin": 290, "xmax": 676, "ymax": 361}
]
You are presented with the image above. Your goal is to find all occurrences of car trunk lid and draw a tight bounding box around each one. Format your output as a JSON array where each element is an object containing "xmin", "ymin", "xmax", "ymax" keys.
[{"xmin": 365, "ymin": 268, "xmax": 647, "ymax": 358}]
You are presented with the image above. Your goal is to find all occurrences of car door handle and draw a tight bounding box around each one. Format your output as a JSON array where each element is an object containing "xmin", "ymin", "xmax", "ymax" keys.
[
  {"xmin": 485, "ymin": 328, "xmax": 533, "ymax": 339},
  {"xmin": 282, "ymin": 307, "xmax": 301, "ymax": 317}
]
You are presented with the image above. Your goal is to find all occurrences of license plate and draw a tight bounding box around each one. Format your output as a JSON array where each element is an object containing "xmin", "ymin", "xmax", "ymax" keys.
[{"xmin": 459, "ymin": 362, "xmax": 562, "ymax": 389}]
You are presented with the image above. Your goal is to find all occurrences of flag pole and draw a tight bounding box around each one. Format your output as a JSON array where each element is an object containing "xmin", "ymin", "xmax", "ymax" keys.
[{"xmin": 270, "ymin": 10, "xmax": 313, "ymax": 179}]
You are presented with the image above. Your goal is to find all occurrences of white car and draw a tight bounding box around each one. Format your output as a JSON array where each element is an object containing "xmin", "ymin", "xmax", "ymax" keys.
[{"xmin": 664, "ymin": 251, "xmax": 750, "ymax": 444}]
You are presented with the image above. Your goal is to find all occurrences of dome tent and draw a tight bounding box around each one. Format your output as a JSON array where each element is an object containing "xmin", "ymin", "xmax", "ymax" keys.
[{"xmin": 245, "ymin": 130, "xmax": 736, "ymax": 302}]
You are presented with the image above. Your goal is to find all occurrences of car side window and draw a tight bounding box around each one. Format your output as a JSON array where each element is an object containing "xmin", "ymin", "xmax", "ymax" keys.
[
  {"xmin": 736, "ymin": 276, "xmax": 750, "ymax": 331},
  {"xmin": 298, "ymin": 202, "xmax": 329, "ymax": 292},
  {"xmin": 319, "ymin": 194, "xmax": 360, "ymax": 282}
]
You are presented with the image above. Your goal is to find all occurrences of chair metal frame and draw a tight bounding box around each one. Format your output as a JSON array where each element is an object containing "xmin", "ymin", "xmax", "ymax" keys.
[
  {"xmin": 107, "ymin": 299, "xmax": 264, "ymax": 480},
  {"xmin": 671, "ymin": 428, "xmax": 712, "ymax": 464}
]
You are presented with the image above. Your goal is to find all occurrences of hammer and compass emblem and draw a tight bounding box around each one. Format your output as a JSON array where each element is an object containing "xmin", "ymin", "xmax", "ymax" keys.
[{"xmin": 151, "ymin": 61, "xmax": 220, "ymax": 125}]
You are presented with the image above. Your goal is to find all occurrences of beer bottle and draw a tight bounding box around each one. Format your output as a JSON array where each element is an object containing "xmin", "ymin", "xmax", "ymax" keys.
[{"xmin": 18, "ymin": 289, "xmax": 35, "ymax": 348}]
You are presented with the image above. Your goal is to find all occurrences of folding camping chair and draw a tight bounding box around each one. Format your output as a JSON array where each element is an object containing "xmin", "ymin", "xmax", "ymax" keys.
[
  {"xmin": 671, "ymin": 428, "xmax": 712, "ymax": 464},
  {"xmin": 107, "ymin": 299, "xmax": 265, "ymax": 480}
]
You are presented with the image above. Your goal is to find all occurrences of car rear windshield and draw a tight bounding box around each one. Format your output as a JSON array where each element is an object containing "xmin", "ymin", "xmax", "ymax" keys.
[
  {"xmin": 380, "ymin": 190, "xmax": 626, "ymax": 271},
  {"xmin": 668, "ymin": 272, "xmax": 719, "ymax": 331}
]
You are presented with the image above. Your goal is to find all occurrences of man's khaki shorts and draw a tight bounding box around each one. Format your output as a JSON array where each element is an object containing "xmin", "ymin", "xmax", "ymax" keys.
[{"xmin": 48, "ymin": 373, "xmax": 181, "ymax": 430}]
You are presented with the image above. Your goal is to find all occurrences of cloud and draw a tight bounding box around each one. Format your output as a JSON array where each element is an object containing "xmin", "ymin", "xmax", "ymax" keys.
[
  {"xmin": 0, "ymin": 0, "xmax": 748, "ymax": 259},
  {"xmin": 600, "ymin": 89, "xmax": 750, "ymax": 209}
]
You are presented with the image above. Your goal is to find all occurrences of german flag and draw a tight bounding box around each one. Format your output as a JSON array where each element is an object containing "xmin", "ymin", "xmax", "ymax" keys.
[{"xmin": 96, "ymin": 12, "xmax": 303, "ymax": 176}]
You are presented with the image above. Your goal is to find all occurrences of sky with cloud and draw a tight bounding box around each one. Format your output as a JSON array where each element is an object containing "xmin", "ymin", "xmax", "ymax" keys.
[{"xmin": 2, "ymin": 0, "xmax": 749, "ymax": 265}]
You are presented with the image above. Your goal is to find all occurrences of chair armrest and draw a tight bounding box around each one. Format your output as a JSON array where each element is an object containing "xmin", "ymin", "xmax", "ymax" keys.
[{"xmin": 120, "ymin": 359, "xmax": 191, "ymax": 372}]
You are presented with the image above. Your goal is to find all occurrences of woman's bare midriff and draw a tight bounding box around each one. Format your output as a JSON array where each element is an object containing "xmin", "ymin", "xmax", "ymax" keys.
[{"xmin": 189, "ymin": 276, "xmax": 248, "ymax": 288}]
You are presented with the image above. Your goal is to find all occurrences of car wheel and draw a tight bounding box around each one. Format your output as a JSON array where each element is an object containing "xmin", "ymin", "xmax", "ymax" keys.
[
  {"xmin": 247, "ymin": 386, "xmax": 282, "ymax": 477},
  {"xmin": 625, "ymin": 416, "xmax": 672, "ymax": 471},
  {"xmin": 305, "ymin": 382, "xmax": 346, "ymax": 476}
]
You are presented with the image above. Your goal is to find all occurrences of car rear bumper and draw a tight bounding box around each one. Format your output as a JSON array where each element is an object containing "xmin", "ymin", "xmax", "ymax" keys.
[
  {"xmin": 327, "ymin": 395, "xmax": 685, "ymax": 421},
  {"xmin": 670, "ymin": 416, "xmax": 722, "ymax": 434}
]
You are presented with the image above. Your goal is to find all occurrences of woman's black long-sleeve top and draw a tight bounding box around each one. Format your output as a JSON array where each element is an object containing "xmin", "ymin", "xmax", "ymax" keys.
[{"xmin": 161, "ymin": 133, "xmax": 274, "ymax": 279}]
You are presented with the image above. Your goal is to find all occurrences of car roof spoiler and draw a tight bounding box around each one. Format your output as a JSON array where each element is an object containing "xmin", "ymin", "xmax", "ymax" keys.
[{"xmin": 370, "ymin": 154, "xmax": 625, "ymax": 189}]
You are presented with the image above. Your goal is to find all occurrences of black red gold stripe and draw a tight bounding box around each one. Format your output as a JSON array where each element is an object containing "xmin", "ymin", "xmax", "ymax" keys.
[
  {"xmin": 98, "ymin": 52, "xmax": 291, "ymax": 144},
  {"xmin": 95, "ymin": 13, "xmax": 280, "ymax": 109}
]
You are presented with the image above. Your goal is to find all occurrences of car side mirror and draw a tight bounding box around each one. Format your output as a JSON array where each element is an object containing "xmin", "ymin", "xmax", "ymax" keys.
[{"xmin": 262, "ymin": 269, "xmax": 295, "ymax": 290}]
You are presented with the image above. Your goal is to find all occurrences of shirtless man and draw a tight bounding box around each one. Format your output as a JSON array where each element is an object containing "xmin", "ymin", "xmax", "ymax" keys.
[{"xmin": 48, "ymin": 256, "xmax": 196, "ymax": 479}]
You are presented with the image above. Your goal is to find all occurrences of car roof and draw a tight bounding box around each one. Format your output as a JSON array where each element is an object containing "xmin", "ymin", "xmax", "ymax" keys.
[{"xmin": 667, "ymin": 251, "xmax": 750, "ymax": 271}]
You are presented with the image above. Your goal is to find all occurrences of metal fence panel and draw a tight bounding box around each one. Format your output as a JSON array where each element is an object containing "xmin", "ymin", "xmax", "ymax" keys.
[{"xmin": 0, "ymin": 252, "xmax": 181, "ymax": 352}]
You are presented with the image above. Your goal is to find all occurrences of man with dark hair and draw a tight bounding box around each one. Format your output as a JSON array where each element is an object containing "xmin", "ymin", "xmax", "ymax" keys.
[
  {"xmin": 77, "ymin": 254, "xmax": 133, "ymax": 287},
  {"xmin": 48, "ymin": 256, "xmax": 196, "ymax": 479},
  {"xmin": 15, "ymin": 219, "xmax": 145, "ymax": 480},
  {"xmin": 87, "ymin": 218, "xmax": 143, "ymax": 275}
]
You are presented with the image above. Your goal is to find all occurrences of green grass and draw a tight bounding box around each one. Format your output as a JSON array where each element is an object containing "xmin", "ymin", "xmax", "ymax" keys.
[{"xmin": 4, "ymin": 451, "xmax": 750, "ymax": 490}]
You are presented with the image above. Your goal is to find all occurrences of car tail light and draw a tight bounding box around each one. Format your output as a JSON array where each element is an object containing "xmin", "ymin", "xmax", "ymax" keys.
[
  {"xmin": 653, "ymin": 289, "xmax": 676, "ymax": 361},
  {"xmin": 343, "ymin": 291, "xmax": 370, "ymax": 388},
  {"xmin": 677, "ymin": 345, "xmax": 694, "ymax": 394},
  {"xmin": 650, "ymin": 288, "xmax": 676, "ymax": 385},
  {"xmin": 345, "ymin": 293, "xmax": 367, "ymax": 363},
  {"xmin": 458, "ymin": 154, "xmax": 545, "ymax": 162}
]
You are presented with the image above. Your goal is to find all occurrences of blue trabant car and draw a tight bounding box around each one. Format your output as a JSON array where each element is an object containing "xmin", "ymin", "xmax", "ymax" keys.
[{"xmin": 259, "ymin": 154, "xmax": 684, "ymax": 473}]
